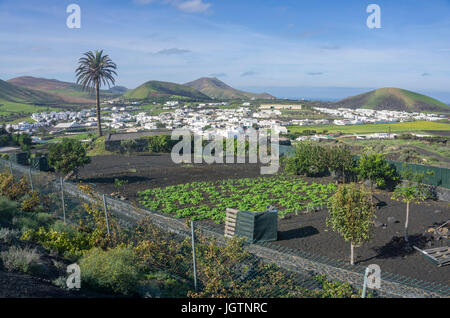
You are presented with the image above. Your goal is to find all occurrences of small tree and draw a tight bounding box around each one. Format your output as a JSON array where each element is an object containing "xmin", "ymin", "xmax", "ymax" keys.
[
  {"xmin": 357, "ymin": 153, "xmax": 399, "ymax": 190},
  {"xmin": 391, "ymin": 168, "xmax": 432, "ymax": 244},
  {"xmin": 48, "ymin": 139, "xmax": 90, "ymax": 179},
  {"xmin": 326, "ymin": 183, "xmax": 376, "ymax": 265},
  {"xmin": 327, "ymin": 146, "xmax": 355, "ymax": 184},
  {"xmin": 285, "ymin": 142, "xmax": 329, "ymax": 177},
  {"xmin": 114, "ymin": 178, "xmax": 128, "ymax": 195}
]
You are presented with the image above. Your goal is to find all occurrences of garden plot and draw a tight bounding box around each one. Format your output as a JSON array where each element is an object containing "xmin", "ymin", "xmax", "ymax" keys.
[{"xmin": 138, "ymin": 176, "xmax": 337, "ymax": 222}]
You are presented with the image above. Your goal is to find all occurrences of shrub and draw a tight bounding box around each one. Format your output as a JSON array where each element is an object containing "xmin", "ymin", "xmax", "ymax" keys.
[
  {"xmin": 357, "ymin": 153, "xmax": 399, "ymax": 190},
  {"xmin": 120, "ymin": 140, "xmax": 140, "ymax": 155},
  {"xmin": 21, "ymin": 191, "xmax": 41, "ymax": 212},
  {"xmin": 146, "ymin": 135, "xmax": 175, "ymax": 153},
  {"xmin": 0, "ymin": 196, "xmax": 18, "ymax": 225},
  {"xmin": 12, "ymin": 212, "xmax": 54, "ymax": 232},
  {"xmin": 21, "ymin": 227, "xmax": 93, "ymax": 258},
  {"xmin": 0, "ymin": 227, "xmax": 20, "ymax": 243},
  {"xmin": 284, "ymin": 142, "xmax": 329, "ymax": 177},
  {"xmin": 0, "ymin": 246, "xmax": 43, "ymax": 275},
  {"xmin": 327, "ymin": 146, "xmax": 356, "ymax": 182},
  {"xmin": 48, "ymin": 139, "xmax": 90, "ymax": 177},
  {"xmin": 0, "ymin": 172, "xmax": 30, "ymax": 200},
  {"xmin": 11, "ymin": 133, "xmax": 32, "ymax": 148},
  {"xmin": 79, "ymin": 246, "xmax": 141, "ymax": 295},
  {"xmin": 309, "ymin": 275, "xmax": 369, "ymax": 298}
]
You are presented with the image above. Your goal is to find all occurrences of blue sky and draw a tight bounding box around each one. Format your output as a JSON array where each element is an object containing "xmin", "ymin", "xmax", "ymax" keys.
[{"xmin": 1, "ymin": 0, "xmax": 450, "ymax": 101}]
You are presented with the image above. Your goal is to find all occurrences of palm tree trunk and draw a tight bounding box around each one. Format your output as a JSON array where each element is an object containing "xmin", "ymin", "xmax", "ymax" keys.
[
  {"xmin": 404, "ymin": 201, "xmax": 410, "ymax": 242},
  {"xmin": 96, "ymin": 81, "xmax": 102, "ymax": 137}
]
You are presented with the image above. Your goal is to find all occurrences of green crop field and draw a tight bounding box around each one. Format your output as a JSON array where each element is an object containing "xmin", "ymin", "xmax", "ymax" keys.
[
  {"xmin": 138, "ymin": 176, "xmax": 337, "ymax": 222},
  {"xmin": 0, "ymin": 100, "xmax": 58, "ymax": 115},
  {"xmin": 288, "ymin": 120, "xmax": 450, "ymax": 135}
]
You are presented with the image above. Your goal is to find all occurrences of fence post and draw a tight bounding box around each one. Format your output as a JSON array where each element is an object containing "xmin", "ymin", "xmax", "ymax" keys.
[
  {"xmin": 191, "ymin": 220, "xmax": 198, "ymax": 292},
  {"xmin": 60, "ymin": 177, "xmax": 66, "ymax": 224},
  {"xmin": 102, "ymin": 194, "xmax": 111, "ymax": 236},
  {"xmin": 361, "ymin": 267, "xmax": 370, "ymax": 298},
  {"xmin": 28, "ymin": 167, "xmax": 34, "ymax": 192},
  {"xmin": 9, "ymin": 161, "xmax": 13, "ymax": 175}
]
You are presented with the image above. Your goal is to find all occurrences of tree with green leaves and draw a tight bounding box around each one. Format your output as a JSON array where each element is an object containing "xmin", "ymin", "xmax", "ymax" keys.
[
  {"xmin": 48, "ymin": 139, "xmax": 90, "ymax": 179},
  {"xmin": 285, "ymin": 142, "xmax": 329, "ymax": 177},
  {"xmin": 326, "ymin": 183, "xmax": 376, "ymax": 265},
  {"xmin": 391, "ymin": 168, "xmax": 432, "ymax": 244},
  {"xmin": 76, "ymin": 50, "xmax": 117, "ymax": 137},
  {"xmin": 327, "ymin": 145, "xmax": 355, "ymax": 184},
  {"xmin": 357, "ymin": 153, "xmax": 399, "ymax": 190}
]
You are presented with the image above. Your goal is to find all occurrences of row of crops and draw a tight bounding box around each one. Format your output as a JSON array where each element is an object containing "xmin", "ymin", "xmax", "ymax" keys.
[{"xmin": 138, "ymin": 176, "xmax": 337, "ymax": 222}]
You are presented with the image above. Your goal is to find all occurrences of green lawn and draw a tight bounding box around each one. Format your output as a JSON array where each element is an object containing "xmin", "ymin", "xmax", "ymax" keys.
[{"xmin": 288, "ymin": 120, "xmax": 450, "ymax": 134}]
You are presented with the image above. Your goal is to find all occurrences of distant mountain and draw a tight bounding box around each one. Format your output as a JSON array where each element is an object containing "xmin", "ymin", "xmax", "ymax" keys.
[
  {"xmin": 333, "ymin": 88, "xmax": 450, "ymax": 113},
  {"xmin": 124, "ymin": 80, "xmax": 210, "ymax": 101},
  {"xmin": 184, "ymin": 77, "xmax": 276, "ymax": 100},
  {"xmin": 0, "ymin": 79, "xmax": 66, "ymax": 105},
  {"xmin": 7, "ymin": 76, "xmax": 120, "ymax": 104},
  {"xmin": 107, "ymin": 86, "xmax": 128, "ymax": 94}
]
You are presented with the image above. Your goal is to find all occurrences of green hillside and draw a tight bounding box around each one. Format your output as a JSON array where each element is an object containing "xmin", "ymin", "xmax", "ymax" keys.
[
  {"xmin": 7, "ymin": 76, "xmax": 119, "ymax": 104},
  {"xmin": 0, "ymin": 79, "xmax": 66, "ymax": 105},
  {"xmin": 334, "ymin": 88, "xmax": 450, "ymax": 113},
  {"xmin": 124, "ymin": 80, "xmax": 210, "ymax": 101},
  {"xmin": 184, "ymin": 77, "xmax": 275, "ymax": 100}
]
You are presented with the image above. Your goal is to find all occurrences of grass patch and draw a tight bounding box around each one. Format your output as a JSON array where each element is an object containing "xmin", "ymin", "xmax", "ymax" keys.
[
  {"xmin": 288, "ymin": 121, "xmax": 450, "ymax": 135},
  {"xmin": 86, "ymin": 137, "xmax": 114, "ymax": 157}
]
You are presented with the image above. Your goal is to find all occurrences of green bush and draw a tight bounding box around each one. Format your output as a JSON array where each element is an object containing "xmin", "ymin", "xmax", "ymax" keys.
[
  {"xmin": 12, "ymin": 212, "xmax": 55, "ymax": 232},
  {"xmin": 79, "ymin": 246, "xmax": 142, "ymax": 295},
  {"xmin": 120, "ymin": 140, "xmax": 140, "ymax": 155},
  {"xmin": 21, "ymin": 227, "xmax": 94, "ymax": 258},
  {"xmin": 146, "ymin": 135, "xmax": 175, "ymax": 153},
  {"xmin": 0, "ymin": 246, "xmax": 44, "ymax": 275},
  {"xmin": 285, "ymin": 143, "xmax": 354, "ymax": 177},
  {"xmin": 11, "ymin": 133, "xmax": 32, "ymax": 148},
  {"xmin": 285, "ymin": 142, "xmax": 329, "ymax": 176},
  {"xmin": 0, "ymin": 196, "xmax": 18, "ymax": 225},
  {"xmin": 48, "ymin": 139, "xmax": 90, "ymax": 176},
  {"xmin": 309, "ymin": 275, "xmax": 369, "ymax": 298},
  {"xmin": 357, "ymin": 153, "xmax": 399, "ymax": 189}
]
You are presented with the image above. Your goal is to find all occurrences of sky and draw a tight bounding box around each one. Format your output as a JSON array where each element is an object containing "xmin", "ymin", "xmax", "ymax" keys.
[{"xmin": 1, "ymin": 0, "xmax": 450, "ymax": 101}]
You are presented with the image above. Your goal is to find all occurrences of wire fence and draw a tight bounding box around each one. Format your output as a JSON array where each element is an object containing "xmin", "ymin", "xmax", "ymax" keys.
[
  {"xmin": 1, "ymin": 158, "xmax": 449, "ymax": 298},
  {"xmin": 387, "ymin": 160, "xmax": 450, "ymax": 189}
]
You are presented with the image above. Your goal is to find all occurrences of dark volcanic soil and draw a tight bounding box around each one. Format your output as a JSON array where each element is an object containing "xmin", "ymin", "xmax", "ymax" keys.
[
  {"xmin": 78, "ymin": 154, "xmax": 265, "ymax": 201},
  {"xmin": 273, "ymin": 191, "xmax": 450, "ymax": 286},
  {"xmin": 78, "ymin": 154, "xmax": 450, "ymax": 287}
]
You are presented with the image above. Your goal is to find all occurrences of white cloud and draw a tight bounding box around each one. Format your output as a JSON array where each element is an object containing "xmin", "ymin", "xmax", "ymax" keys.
[
  {"xmin": 175, "ymin": 0, "xmax": 211, "ymax": 13},
  {"xmin": 134, "ymin": 0, "xmax": 211, "ymax": 13}
]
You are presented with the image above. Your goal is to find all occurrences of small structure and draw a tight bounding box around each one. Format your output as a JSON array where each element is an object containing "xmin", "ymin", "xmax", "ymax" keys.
[
  {"xmin": 30, "ymin": 156, "xmax": 50, "ymax": 171},
  {"xmin": 413, "ymin": 246, "xmax": 450, "ymax": 267},
  {"xmin": 9, "ymin": 152, "xmax": 28, "ymax": 165},
  {"xmin": 225, "ymin": 207, "xmax": 278, "ymax": 243}
]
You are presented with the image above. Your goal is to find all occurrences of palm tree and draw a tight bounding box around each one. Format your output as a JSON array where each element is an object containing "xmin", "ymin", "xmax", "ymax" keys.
[{"xmin": 75, "ymin": 50, "xmax": 117, "ymax": 137}]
